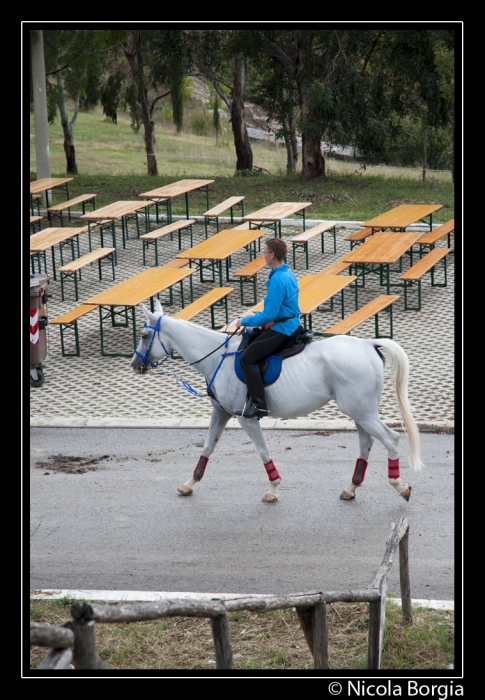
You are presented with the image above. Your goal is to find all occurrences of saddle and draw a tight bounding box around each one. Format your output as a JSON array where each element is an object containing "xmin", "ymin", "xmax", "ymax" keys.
[{"xmin": 234, "ymin": 326, "xmax": 314, "ymax": 387}]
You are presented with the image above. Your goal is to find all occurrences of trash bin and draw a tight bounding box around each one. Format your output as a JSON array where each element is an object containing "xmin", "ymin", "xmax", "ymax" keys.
[{"xmin": 30, "ymin": 273, "xmax": 50, "ymax": 387}]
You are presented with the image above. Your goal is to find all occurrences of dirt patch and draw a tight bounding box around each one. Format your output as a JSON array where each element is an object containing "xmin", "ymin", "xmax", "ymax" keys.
[{"xmin": 34, "ymin": 455, "xmax": 111, "ymax": 474}]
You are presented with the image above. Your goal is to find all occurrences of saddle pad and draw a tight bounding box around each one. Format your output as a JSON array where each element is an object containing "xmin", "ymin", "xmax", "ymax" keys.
[{"xmin": 234, "ymin": 341, "xmax": 307, "ymax": 387}]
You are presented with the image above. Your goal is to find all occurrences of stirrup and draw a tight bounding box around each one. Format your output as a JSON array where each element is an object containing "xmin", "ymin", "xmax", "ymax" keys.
[{"xmin": 235, "ymin": 402, "xmax": 268, "ymax": 418}]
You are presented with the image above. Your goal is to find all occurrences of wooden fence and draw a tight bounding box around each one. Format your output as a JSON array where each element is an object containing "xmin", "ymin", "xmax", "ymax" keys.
[{"xmin": 30, "ymin": 517, "xmax": 412, "ymax": 671}]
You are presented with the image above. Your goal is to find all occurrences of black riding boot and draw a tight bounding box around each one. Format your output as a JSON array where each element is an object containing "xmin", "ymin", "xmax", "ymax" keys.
[{"xmin": 235, "ymin": 365, "xmax": 268, "ymax": 418}]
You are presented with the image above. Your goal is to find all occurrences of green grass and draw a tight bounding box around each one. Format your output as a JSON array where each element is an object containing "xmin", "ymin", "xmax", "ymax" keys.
[
  {"xmin": 29, "ymin": 106, "xmax": 454, "ymax": 223},
  {"xmin": 29, "ymin": 597, "xmax": 454, "ymax": 671}
]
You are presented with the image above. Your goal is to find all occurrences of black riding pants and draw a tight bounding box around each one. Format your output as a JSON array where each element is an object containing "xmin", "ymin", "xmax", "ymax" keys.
[{"xmin": 241, "ymin": 329, "xmax": 294, "ymax": 370}]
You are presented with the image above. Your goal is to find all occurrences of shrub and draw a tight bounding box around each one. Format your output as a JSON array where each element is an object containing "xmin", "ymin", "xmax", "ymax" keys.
[{"xmin": 190, "ymin": 110, "xmax": 214, "ymax": 136}]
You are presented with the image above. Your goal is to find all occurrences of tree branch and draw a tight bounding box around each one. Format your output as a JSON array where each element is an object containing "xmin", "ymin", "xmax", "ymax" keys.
[
  {"xmin": 257, "ymin": 31, "xmax": 294, "ymax": 76},
  {"xmin": 363, "ymin": 31, "xmax": 383, "ymax": 71},
  {"xmin": 149, "ymin": 91, "xmax": 172, "ymax": 118},
  {"xmin": 44, "ymin": 32, "xmax": 98, "ymax": 76}
]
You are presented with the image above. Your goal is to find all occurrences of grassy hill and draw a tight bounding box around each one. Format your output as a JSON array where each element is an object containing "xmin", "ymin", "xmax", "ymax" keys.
[{"xmin": 29, "ymin": 98, "xmax": 454, "ymax": 223}]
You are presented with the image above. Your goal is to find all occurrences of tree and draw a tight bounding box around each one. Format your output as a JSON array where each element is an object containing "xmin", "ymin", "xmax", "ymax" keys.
[
  {"xmin": 190, "ymin": 30, "xmax": 254, "ymax": 173},
  {"xmin": 250, "ymin": 35, "xmax": 299, "ymax": 173},
  {"xmin": 256, "ymin": 29, "xmax": 451, "ymax": 179},
  {"xmin": 41, "ymin": 29, "xmax": 107, "ymax": 174},
  {"xmin": 257, "ymin": 30, "xmax": 326, "ymax": 178},
  {"xmin": 101, "ymin": 29, "xmax": 192, "ymax": 175}
]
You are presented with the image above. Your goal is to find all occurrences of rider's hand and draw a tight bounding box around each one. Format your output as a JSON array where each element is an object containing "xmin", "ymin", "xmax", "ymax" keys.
[{"xmin": 235, "ymin": 317, "xmax": 241, "ymax": 328}]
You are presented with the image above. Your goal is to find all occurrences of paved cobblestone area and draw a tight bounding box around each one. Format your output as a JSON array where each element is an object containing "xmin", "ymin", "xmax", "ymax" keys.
[{"xmin": 30, "ymin": 214, "xmax": 454, "ymax": 429}]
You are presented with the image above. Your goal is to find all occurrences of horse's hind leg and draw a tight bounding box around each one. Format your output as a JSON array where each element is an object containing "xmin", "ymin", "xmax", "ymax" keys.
[
  {"xmin": 178, "ymin": 405, "xmax": 231, "ymax": 496},
  {"xmin": 342, "ymin": 416, "xmax": 411, "ymax": 502},
  {"xmin": 236, "ymin": 416, "xmax": 281, "ymax": 503},
  {"xmin": 340, "ymin": 422, "xmax": 375, "ymax": 501}
]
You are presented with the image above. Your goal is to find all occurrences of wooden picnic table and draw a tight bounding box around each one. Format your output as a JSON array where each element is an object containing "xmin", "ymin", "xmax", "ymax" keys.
[
  {"xmin": 139, "ymin": 179, "xmax": 215, "ymax": 223},
  {"xmin": 30, "ymin": 177, "xmax": 73, "ymax": 209},
  {"xmin": 176, "ymin": 227, "xmax": 268, "ymax": 287},
  {"xmin": 80, "ymin": 200, "xmax": 152, "ymax": 257},
  {"xmin": 30, "ymin": 226, "xmax": 89, "ymax": 280},
  {"xmin": 363, "ymin": 203, "xmax": 443, "ymax": 234},
  {"xmin": 83, "ymin": 267, "xmax": 195, "ymax": 357},
  {"xmin": 242, "ymin": 202, "xmax": 313, "ymax": 237},
  {"xmin": 343, "ymin": 230, "xmax": 423, "ymax": 295},
  {"xmin": 250, "ymin": 273, "xmax": 357, "ymax": 334}
]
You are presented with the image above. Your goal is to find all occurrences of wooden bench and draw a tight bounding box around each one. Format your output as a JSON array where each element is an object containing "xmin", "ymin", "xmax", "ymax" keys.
[
  {"xmin": 232, "ymin": 254, "xmax": 267, "ymax": 305},
  {"xmin": 416, "ymin": 219, "xmax": 454, "ymax": 255},
  {"xmin": 344, "ymin": 227, "xmax": 378, "ymax": 249},
  {"xmin": 30, "ymin": 215, "xmax": 43, "ymax": 234},
  {"xmin": 323, "ymin": 295, "xmax": 400, "ymax": 339},
  {"xmin": 140, "ymin": 219, "xmax": 196, "ymax": 266},
  {"xmin": 289, "ymin": 221, "xmax": 338, "ymax": 269},
  {"xmin": 203, "ymin": 196, "xmax": 245, "ymax": 237},
  {"xmin": 58, "ymin": 247, "xmax": 116, "ymax": 302},
  {"xmin": 173, "ymin": 287, "xmax": 234, "ymax": 329},
  {"xmin": 398, "ymin": 247, "xmax": 451, "ymax": 311},
  {"xmin": 46, "ymin": 194, "xmax": 97, "ymax": 226},
  {"xmin": 49, "ymin": 304, "xmax": 97, "ymax": 356}
]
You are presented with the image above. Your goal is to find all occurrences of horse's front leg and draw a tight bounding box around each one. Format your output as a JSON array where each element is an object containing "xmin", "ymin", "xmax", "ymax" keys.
[
  {"xmin": 236, "ymin": 416, "xmax": 281, "ymax": 503},
  {"xmin": 178, "ymin": 405, "xmax": 232, "ymax": 496}
]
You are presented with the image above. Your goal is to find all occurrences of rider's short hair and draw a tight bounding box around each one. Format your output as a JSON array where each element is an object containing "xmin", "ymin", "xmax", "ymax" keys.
[{"xmin": 265, "ymin": 238, "xmax": 287, "ymax": 262}]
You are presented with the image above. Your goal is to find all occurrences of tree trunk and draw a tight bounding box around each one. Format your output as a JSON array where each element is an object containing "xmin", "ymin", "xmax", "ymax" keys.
[
  {"xmin": 31, "ymin": 30, "xmax": 51, "ymax": 189},
  {"xmin": 125, "ymin": 32, "xmax": 159, "ymax": 176},
  {"xmin": 282, "ymin": 115, "xmax": 297, "ymax": 173},
  {"xmin": 231, "ymin": 53, "xmax": 253, "ymax": 172},
  {"xmin": 294, "ymin": 31, "xmax": 325, "ymax": 178},
  {"xmin": 55, "ymin": 64, "xmax": 78, "ymax": 175}
]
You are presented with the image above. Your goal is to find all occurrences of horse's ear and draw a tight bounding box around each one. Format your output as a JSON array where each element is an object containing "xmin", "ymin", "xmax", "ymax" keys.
[
  {"xmin": 141, "ymin": 304, "xmax": 154, "ymax": 322},
  {"xmin": 154, "ymin": 299, "xmax": 164, "ymax": 315}
]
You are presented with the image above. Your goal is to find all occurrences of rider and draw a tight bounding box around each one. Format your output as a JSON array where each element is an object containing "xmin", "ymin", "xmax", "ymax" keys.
[{"xmin": 235, "ymin": 237, "xmax": 301, "ymax": 418}]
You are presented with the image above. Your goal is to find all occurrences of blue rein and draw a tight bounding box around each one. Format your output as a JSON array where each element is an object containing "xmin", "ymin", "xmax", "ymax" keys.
[{"xmin": 136, "ymin": 314, "xmax": 241, "ymax": 411}]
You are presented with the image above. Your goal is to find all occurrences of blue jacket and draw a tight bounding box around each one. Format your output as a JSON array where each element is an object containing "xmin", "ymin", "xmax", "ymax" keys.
[{"xmin": 241, "ymin": 263, "xmax": 301, "ymax": 335}]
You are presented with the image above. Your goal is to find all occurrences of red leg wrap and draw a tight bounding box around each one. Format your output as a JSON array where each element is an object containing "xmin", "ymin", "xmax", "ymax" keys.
[
  {"xmin": 352, "ymin": 458, "xmax": 368, "ymax": 486},
  {"xmin": 388, "ymin": 458, "xmax": 400, "ymax": 480},
  {"xmin": 193, "ymin": 456, "xmax": 209, "ymax": 481},
  {"xmin": 264, "ymin": 459, "xmax": 280, "ymax": 482}
]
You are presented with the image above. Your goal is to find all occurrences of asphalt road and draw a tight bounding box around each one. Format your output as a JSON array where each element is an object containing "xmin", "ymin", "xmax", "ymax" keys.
[{"xmin": 29, "ymin": 427, "xmax": 455, "ymax": 601}]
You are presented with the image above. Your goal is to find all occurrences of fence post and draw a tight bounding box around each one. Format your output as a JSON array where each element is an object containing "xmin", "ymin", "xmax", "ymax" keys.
[
  {"xmin": 312, "ymin": 602, "xmax": 329, "ymax": 669},
  {"xmin": 367, "ymin": 597, "xmax": 382, "ymax": 669},
  {"xmin": 211, "ymin": 613, "xmax": 234, "ymax": 669},
  {"xmin": 399, "ymin": 525, "xmax": 413, "ymax": 624},
  {"xmin": 295, "ymin": 606, "xmax": 314, "ymax": 655},
  {"xmin": 70, "ymin": 602, "xmax": 110, "ymax": 670}
]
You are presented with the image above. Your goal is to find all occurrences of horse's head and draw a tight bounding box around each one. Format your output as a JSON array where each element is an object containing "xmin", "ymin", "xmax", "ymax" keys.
[{"xmin": 131, "ymin": 300, "xmax": 171, "ymax": 374}]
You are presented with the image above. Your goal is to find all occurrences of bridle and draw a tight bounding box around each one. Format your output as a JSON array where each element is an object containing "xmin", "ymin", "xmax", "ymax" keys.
[{"xmin": 134, "ymin": 315, "xmax": 172, "ymax": 369}]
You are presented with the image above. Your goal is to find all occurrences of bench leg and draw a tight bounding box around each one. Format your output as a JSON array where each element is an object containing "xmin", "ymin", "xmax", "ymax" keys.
[
  {"xmin": 59, "ymin": 322, "xmax": 81, "ymax": 357},
  {"xmin": 430, "ymin": 258, "xmax": 448, "ymax": 288},
  {"xmin": 403, "ymin": 280, "xmax": 421, "ymax": 311},
  {"xmin": 375, "ymin": 305, "xmax": 394, "ymax": 339}
]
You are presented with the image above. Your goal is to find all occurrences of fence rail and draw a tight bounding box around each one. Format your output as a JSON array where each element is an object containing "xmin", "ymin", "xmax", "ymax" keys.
[{"xmin": 30, "ymin": 517, "xmax": 411, "ymax": 671}]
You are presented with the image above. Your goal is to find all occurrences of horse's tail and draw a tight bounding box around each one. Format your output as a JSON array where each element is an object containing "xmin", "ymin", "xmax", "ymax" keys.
[{"xmin": 372, "ymin": 338, "xmax": 422, "ymax": 471}]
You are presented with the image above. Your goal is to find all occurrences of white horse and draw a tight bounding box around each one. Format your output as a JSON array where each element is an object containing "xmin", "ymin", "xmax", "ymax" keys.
[{"xmin": 131, "ymin": 300, "xmax": 421, "ymax": 504}]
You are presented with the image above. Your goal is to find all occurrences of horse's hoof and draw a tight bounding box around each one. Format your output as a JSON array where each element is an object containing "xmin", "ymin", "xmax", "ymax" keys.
[
  {"xmin": 177, "ymin": 485, "xmax": 193, "ymax": 496},
  {"xmin": 262, "ymin": 493, "xmax": 279, "ymax": 503},
  {"xmin": 401, "ymin": 485, "xmax": 411, "ymax": 502},
  {"xmin": 340, "ymin": 489, "xmax": 355, "ymax": 500}
]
